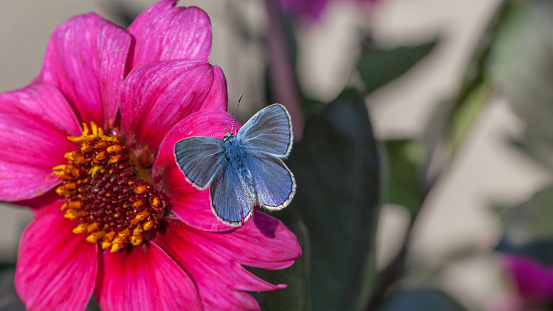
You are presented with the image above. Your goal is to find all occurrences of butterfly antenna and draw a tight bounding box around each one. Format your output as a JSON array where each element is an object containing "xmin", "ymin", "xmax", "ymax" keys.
[{"xmin": 230, "ymin": 93, "xmax": 243, "ymax": 135}]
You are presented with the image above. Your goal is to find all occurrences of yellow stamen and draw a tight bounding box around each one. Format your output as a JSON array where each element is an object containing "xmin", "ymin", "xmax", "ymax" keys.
[
  {"xmin": 64, "ymin": 151, "xmax": 78, "ymax": 161},
  {"xmin": 86, "ymin": 222, "xmax": 99, "ymax": 233},
  {"xmin": 52, "ymin": 165, "xmax": 68, "ymax": 178},
  {"xmin": 134, "ymin": 185, "xmax": 148, "ymax": 194},
  {"xmin": 109, "ymin": 155, "xmax": 122, "ymax": 164},
  {"xmin": 73, "ymin": 155, "xmax": 87, "ymax": 165},
  {"xmin": 94, "ymin": 151, "xmax": 107, "ymax": 162},
  {"xmin": 118, "ymin": 228, "xmax": 130, "ymax": 239},
  {"xmin": 72, "ymin": 223, "xmax": 87, "ymax": 234},
  {"xmin": 133, "ymin": 227, "xmax": 143, "ymax": 236},
  {"xmin": 94, "ymin": 141, "xmax": 107, "ymax": 149},
  {"xmin": 107, "ymin": 145, "xmax": 122, "ymax": 153},
  {"xmin": 86, "ymin": 230, "xmax": 105, "ymax": 243},
  {"xmin": 104, "ymin": 231, "xmax": 116, "ymax": 242},
  {"xmin": 101, "ymin": 240, "xmax": 112, "ymax": 249},
  {"xmin": 132, "ymin": 200, "xmax": 144, "ymax": 208},
  {"xmin": 110, "ymin": 242, "xmax": 123, "ymax": 253},
  {"xmin": 151, "ymin": 197, "xmax": 161, "ymax": 208},
  {"xmin": 80, "ymin": 143, "xmax": 93, "ymax": 153},
  {"xmin": 88, "ymin": 166, "xmax": 102, "ymax": 177},
  {"xmin": 64, "ymin": 209, "xmax": 86, "ymax": 220},
  {"xmin": 131, "ymin": 235, "xmax": 143, "ymax": 246},
  {"xmin": 143, "ymin": 220, "xmax": 154, "ymax": 231}
]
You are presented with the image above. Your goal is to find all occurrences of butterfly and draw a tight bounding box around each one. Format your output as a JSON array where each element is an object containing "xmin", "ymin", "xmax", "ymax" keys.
[{"xmin": 174, "ymin": 104, "xmax": 296, "ymax": 226}]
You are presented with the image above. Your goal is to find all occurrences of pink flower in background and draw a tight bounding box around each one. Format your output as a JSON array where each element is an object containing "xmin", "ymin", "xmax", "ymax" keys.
[
  {"xmin": 488, "ymin": 255, "xmax": 553, "ymax": 311},
  {"xmin": 503, "ymin": 255, "xmax": 553, "ymax": 306},
  {"xmin": 0, "ymin": 1, "xmax": 301, "ymax": 310},
  {"xmin": 273, "ymin": 0, "xmax": 380, "ymax": 22}
]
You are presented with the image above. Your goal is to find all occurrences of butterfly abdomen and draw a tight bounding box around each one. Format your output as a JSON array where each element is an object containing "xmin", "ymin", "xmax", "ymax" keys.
[{"xmin": 224, "ymin": 135, "xmax": 258, "ymax": 206}]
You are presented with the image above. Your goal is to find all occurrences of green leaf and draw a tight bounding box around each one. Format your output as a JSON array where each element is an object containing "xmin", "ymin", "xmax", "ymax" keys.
[
  {"xmin": 378, "ymin": 289, "xmax": 466, "ymax": 311},
  {"xmin": 356, "ymin": 40, "xmax": 438, "ymax": 94},
  {"xmin": 254, "ymin": 214, "xmax": 311, "ymax": 311},
  {"xmin": 501, "ymin": 184, "xmax": 553, "ymax": 247},
  {"xmin": 488, "ymin": 0, "xmax": 553, "ymax": 140},
  {"xmin": 383, "ymin": 140, "xmax": 423, "ymax": 216},
  {"xmin": 487, "ymin": 0, "xmax": 553, "ymax": 172},
  {"xmin": 423, "ymin": 0, "xmax": 514, "ymax": 183},
  {"xmin": 287, "ymin": 88, "xmax": 381, "ymax": 311},
  {"xmin": 509, "ymin": 132, "xmax": 553, "ymax": 172}
]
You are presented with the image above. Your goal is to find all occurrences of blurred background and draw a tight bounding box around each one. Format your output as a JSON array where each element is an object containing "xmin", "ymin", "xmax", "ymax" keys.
[{"xmin": 1, "ymin": 0, "xmax": 552, "ymax": 310}]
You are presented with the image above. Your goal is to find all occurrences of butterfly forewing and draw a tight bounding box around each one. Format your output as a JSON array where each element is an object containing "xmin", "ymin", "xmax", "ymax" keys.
[
  {"xmin": 246, "ymin": 151, "xmax": 296, "ymax": 210},
  {"xmin": 210, "ymin": 165, "xmax": 253, "ymax": 226},
  {"xmin": 237, "ymin": 104, "xmax": 293, "ymax": 158},
  {"xmin": 174, "ymin": 137, "xmax": 225, "ymax": 189}
]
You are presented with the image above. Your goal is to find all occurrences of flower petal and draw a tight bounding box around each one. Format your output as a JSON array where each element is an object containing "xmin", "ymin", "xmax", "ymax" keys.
[
  {"xmin": 153, "ymin": 109, "xmax": 237, "ymax": 232},
  {"xmin": 15, "ymin": 201, "xmax": 98, "ymax": 311},
  {"xmin": 0, "ymin": 83, "xmax": 80, "ymax": 201},
  {"xmin": 120, "ymin": 60, "xmax": 227, "ymax": 153},
  {"xmin": 39, "ymin": 13, "xmax": 131, "ymax": 128},
  {"xmin": 215, "ymin": 212, "xmax": 302, "ymax": 269},
  {"xmin": 95, "ymin": 242, "xmax": 201, "ymax": 311},
  {"xmin": 501, "ymin": 255, "xmax": 553, "ymax": 303},
  {"xmin": 128, "ymin": 0, "xmax": 212, "ymax": 68},
  {"xmin": 154, "ymin": 219, "xmax": 294, "ymax": 311}
]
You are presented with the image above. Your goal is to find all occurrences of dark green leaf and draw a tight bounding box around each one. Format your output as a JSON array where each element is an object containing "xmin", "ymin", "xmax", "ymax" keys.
[
  {"xmin": 378, "ymin": 289, "xmax": 466, "ymax": 311},
  {"xmin": 287, "ymin": 88, "xmax": 381, "ymax": 311},
  {"xmin": 253, "ymin": 214, "xmax": 311, "ymax": 311},
  {"xmin": 357, "ymin": 40, "xmax": 437, "ymax": 94},
  {"xmin": 384, "ymin": 140, "xmax": 423, "ymax": 215}
]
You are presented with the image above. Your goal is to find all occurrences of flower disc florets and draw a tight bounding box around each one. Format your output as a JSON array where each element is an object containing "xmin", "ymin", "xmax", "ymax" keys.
[{"xmin": 53, "ymin": 122, "xmax": 164, "ymax": 252}]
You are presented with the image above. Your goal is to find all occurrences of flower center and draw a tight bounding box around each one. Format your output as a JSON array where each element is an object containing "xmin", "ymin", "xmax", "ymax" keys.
[{"xmin": 53, "ymin": 122, "xmax": 164, "ymax": 252}]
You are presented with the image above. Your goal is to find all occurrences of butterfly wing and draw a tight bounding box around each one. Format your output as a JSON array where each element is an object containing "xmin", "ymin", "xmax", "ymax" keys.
[
  {"xmin": 247, "ymin": 151, "xmax": 296, "ymax": 210},
  {"xmin": 174, "ymin": 137, "xmax": 225, "ymax": 190},
  {"xmin": 209, "ymin": 162, "xmax": 254, "ymax": 226},
  {"xmin": 237, "ymin": 104, "xmax": 293, "ymax": 158}
]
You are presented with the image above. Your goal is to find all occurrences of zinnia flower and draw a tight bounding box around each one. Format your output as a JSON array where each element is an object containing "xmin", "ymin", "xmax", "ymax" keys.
[{"xmin": 0, "ymin": 1, "xmax": 301, "ymax": 310}]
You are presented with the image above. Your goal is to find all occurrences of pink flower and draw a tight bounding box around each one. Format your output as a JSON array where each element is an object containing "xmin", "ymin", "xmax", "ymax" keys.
[
  {"xmin": 272, "ymin": 0, "xmax": 380, "ymax": 22},
  {"xmin": 500, "ymin": 255, "xmax": 553, "ymax": 308},
  {"xmin": 0, "ymin": 1, "xmax": 301, "ymax": 310}
]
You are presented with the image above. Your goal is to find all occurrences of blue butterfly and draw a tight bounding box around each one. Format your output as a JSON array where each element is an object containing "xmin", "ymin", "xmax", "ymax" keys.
[{"xmin": 174, "ymin": 104, "xmax": 296, "ymax": 226}]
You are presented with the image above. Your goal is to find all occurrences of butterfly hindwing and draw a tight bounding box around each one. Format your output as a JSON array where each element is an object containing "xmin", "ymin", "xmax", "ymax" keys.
[
  {"xmin": 246, "ymin": 150, "xmax": 296, "ymax": 210},
  {"xmin": 174, "ymin": 137, "xmax": 225, "ymax": 190},
  {"xmin": 209, "ymin": 162, "xmax": 253, "ymax": 226},
  {"xmin": 237, "ymin": 104, "xmax": 293, "ymax": 158}
]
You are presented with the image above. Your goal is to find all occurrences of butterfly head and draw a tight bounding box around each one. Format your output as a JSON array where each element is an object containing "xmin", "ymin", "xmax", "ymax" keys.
[{"xmin": 224, "ymin": 130, "xmax": 233, "ymax": 140}]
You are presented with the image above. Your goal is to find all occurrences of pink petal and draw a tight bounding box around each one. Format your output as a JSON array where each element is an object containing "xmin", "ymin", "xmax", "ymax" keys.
[
  {"xmin": 153, "ymin": 109, "xmax": 237, "ymax": 232},
  {"xmin": 39, "ymin": 13, "xmax": 131, "ymax": 128},
  {"xmin": 15, "ymin": 201, "xmax": 98, "ymax": 311},
  {"xmin": 128, "ymin": 0, "xmax": 212, "ymax": 68},
  {"xmin": 13, "ymin": 188, "xmax": 60, "ymax": 215},
  {"xmin": 214, "ymin": 212, "xmax": 302, "ymax": 270},
  {"xmin": 502, "ymin": 255, "xmax": 553, "ymax": 303},
  {"xmin": 0, "ymin": 83, "xmax": 80, "ymax": 201},
  {"xmin": 120, "ymin": 60, "xmax": 227, "ymax": 154},
  {"xmin": 95, "ymin": 243, "xmax": 201, "ymax": 311},
  {"xmin": 153, "ymin": 219, "xmax": 290, "ymax": 311}
]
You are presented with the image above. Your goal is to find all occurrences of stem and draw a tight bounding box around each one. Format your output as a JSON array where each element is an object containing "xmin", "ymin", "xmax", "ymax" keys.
[{"xmin": 265, "ymin": 0, "xmax": 305, "ymax": 141}]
